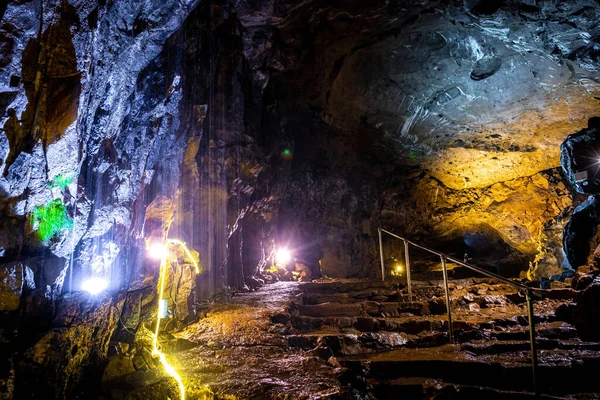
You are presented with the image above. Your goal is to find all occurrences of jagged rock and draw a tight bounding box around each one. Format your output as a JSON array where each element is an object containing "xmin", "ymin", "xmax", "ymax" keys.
[
  {"xmin": 16, "ymin": 293, "xmax": 124, "ymax": 399},
  {"xmin": 120, "ymin": 291, "xmax": 143, "ymax": 331},
  {"xmin": 101, "ymin": 355, "xmax": 135, "ymax": 392},
  {"xmin": 163, "ymin": 255, "xmax": 197, "ymax": 327},
  {"xmin": 133, "ymin": 325, "xmax": 154, "ymax": 350},
  {"xmin": 561, "ymin": 125, "xmax": 600, "ymax": 194},
  {"xmin": 0, "ymin": 262, "xmax": 34, "ymax": 311},
  {"xmin": 562, "ymin": 196, "xmax": 600, "ymax": 270},
  {"xmin": 143, "ymin": 197, "xmax": 175, "ymax": 243},
  {"xmin": 295, "ymin": 263, "xmax": 312, "ymax": 282},
  {"xmin": 574, "ymin": 276, "xmax": 600, "ymax": 340}
]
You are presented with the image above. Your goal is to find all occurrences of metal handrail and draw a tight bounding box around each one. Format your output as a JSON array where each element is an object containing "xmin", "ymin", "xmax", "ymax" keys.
[{"xmin": 378, "ymin": 227, "xmax": 540, "ymax": 397}]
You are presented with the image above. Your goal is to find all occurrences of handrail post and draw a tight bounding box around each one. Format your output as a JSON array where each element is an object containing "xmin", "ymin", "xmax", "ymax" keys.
[
  {"xmin": 403, "ymin": 239, "xmax": 412, "ymax": 301},
  {"xmin": 378, "ymin": 228, "xmax": 385, "ymax": 282},
  {"xmin": 440, "ymin": 256, "xmax": 454, "ymax": 344},
  {"xmin": 526, "ymin": 289, "xmax": 539, "ymax": 397}
]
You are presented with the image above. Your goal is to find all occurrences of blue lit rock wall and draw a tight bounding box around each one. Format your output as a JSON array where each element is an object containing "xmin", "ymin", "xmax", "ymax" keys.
[{"xmin": 0, "ymin": 0, "xmax": 199, "ymax": 296}]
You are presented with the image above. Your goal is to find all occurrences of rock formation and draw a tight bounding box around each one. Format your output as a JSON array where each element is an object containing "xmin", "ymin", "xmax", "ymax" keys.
[{"xmin": 0, "ymin": 0, "xmax": 599, "ymax": 398}]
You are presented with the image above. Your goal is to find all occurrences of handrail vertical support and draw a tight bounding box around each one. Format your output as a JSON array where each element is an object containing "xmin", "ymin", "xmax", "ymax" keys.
[
  {"xmin": 526, "ymin": 290, "xmax": 539, "ymax": 398},
  {"xmin": 378, "ymin": 228, "xmax": 385, "ymax": 282},
  {"xmin": 441, "ymin": 256, "xmax": 453, "ymax": 344},
  {"xmin": 403, "ymin": 239, "xmax": 412, "ymax": 301}
]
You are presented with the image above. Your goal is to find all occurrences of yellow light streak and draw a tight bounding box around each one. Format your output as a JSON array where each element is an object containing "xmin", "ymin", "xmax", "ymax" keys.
[
  {"xmin": 168, "ymin": 239, "xmax": 200, "ymax": 273},
  {"xmin": 152, "ymin": 239, "xmax": 199, "ymax": 400}
]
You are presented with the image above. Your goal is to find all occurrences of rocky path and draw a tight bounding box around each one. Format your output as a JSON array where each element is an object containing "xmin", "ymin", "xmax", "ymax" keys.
[
  {"xmin": 160, "ymin": 276, "xmax": 600, "ymax": 399},
  {"xmin": 171, "ymin": 282, "xmax": 343, "ymax": 399}
]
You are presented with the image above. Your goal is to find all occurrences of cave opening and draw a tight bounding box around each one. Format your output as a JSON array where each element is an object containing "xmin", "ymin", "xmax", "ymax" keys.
[{"xmin": 1, "ymin": 0, "xmax": 600, "ymax": 399}]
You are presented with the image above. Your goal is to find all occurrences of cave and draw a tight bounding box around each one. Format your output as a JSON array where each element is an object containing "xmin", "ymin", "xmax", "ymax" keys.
[{"xmin": 2, "ymin": 0, "xmax": 600, "ymax": 399}]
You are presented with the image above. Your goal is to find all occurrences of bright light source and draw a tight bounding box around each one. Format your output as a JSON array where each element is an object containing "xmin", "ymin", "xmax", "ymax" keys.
[
  {"xmin": 391, "ymin": 264, "xmax": 404, "ymax": 277},
  {"xmin": 148, "ymin": 242, "xmax": 168, "ymax": 260},
  {"xmin": 81, "ymin": 277, "xmax": 108, "ymax": 295},
  {"xmin": 276, "ymin": 248, "xmax": 291, "ymax": 265},
  {"xmin": 158, "ymin": 299, "xmax": 169, "ymax": 318}
]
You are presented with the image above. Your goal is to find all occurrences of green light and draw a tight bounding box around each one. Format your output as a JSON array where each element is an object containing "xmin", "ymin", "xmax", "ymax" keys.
[
  {"xmin": 282, "ymin": 149, "xmax": 291, "ymax": 156},
  {"xmin": 50, "ymin": 173, "xmax": 74, "ymax": 189},
  {"xmin": 31, "ymin": 199, "xmax": 73, "ymax": 242},
  {"xmin": 408, "ymin": 152, "xmax": 417, "ymax": 159}
]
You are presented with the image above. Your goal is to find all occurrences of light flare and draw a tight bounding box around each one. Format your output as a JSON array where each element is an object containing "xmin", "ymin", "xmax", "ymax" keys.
[
  {"xmin": 81, "ymin": 277, "xmax": 108, "ymax": 295},
  {"xmin": 148, "ymin": 242, "xmax": 169, "ymax": 260},
  {"xmin": 391, "ymin": 264, "xmax": 404, "ymax": 277},
  {"xmin": 275, "ymin": 248, "xmax": 291, "ymax": 265}
]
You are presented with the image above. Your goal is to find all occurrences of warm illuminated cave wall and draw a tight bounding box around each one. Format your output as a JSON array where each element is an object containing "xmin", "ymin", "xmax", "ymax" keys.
[{"xmin": 252, "ymin": 0, "xmax": 599, "ymax": 278}]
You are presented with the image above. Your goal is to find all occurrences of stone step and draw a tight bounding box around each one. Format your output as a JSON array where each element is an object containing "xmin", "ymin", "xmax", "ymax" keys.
[
  {"xmin": 288, "ymin": 331, "xmax": 409, "ymax": 355},
  {"xmin": 487, "ymin": 322, "xmax": 578, "ymax": 342},
  {"xmin": 299, "ymin": 291, "xmax": 405, "ymax": 305},
  {"xmin": 340, "ymin": 345, "xmax": 600, "ymax": 395},
  {"xmin": 297, "ymin": 279, "xmax": 522, "ymax": 303},
  {"xmin": 461, "ymin": 339, "xmax": 600, "ymax": 355},
  {"xmin": 287, "ymin": 322, "xmax": 580, "ymax": 357},
  {"xmin": 291, "ymin": 312, "xmax": 567, "ymax": 337},
  {"xmin": 296, "ymin": 300, "xmax": 431, "ymax": 318},
  {"xmin": 299, "ymin": 280, "xmax": 577, "ymax": 302},
  {"xmin": 298, "ymin": 280, "xmax": 402, "ymax": 294},
  {"xmin": 366, "ymin": 377, "xmax": 565, "ymax": 399}
]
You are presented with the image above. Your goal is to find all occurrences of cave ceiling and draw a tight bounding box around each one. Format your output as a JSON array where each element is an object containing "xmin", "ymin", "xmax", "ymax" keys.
[{"xmin": 272, "ymin": 0, "xmax": 600, "ymax": 189}]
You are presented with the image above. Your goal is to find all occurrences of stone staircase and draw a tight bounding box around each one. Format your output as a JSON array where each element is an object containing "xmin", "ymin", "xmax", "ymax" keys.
[{"xmin": 284, "ymin": 278, "xmax": 600, "ymax": 399}]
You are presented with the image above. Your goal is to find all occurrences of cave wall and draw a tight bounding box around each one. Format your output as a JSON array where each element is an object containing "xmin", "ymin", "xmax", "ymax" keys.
[
  {"xmin": 0, "ymin": 0, "xmax": 597, "ymax": 302},
  {"xmin": 241, "ymin": 0, "xmax": 599, "ymax": 279}
]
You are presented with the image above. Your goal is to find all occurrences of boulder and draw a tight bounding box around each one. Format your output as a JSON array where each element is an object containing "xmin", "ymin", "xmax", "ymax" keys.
[
  {"xmin": 163, "ymin": 257, "xmax": 197, "ymax": 326},
  {"xmin": 16, "ymin": 293, "xmax": 124, "ymax": 399},
  {"xmin": 120, "ymin": 291, "xmax": 143, "ymax": 331}
]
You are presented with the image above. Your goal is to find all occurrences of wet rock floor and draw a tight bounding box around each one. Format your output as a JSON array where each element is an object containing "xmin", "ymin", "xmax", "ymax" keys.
[
  {"xmin": 158, "ymin": 278, "xmax": 600, "ymax": 399},
  {"xmin": 172, "ymin": 282, "xmax": 342, "ymax": 399}
]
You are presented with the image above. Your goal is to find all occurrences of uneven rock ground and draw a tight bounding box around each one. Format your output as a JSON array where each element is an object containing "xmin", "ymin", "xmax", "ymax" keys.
[
  {"xmin": 154, "ymin": 272, "xmax": 600, "ymax": 399},
  {"xmin": 172, "ymin": 282, "xmax": 342, "ymax": 399}
]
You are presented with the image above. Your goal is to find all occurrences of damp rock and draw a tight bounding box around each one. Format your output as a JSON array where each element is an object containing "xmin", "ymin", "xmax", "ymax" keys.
[
  {"xmin": 562, "ymin": 196, "xmax": 600, "ymax": 270},
  {"xmin": 0, "ymin": 262, "xmax": 34, "ymax": 311},
  {"xmin": 101, "ymin": 355, "xmax": 136, "ymax": 392},
  {"xmin": 470, "ymin": 56, "xmax": 502, "ymax": 80},
  {"xmin": 573, "ymin": 276, "xmax": 600, "ymax": 340},
  {"xmin": 561, "ymin": 125, "xmax": 600, "ymax": 195}
]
